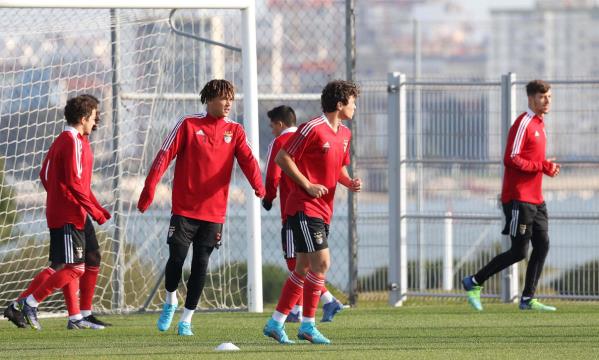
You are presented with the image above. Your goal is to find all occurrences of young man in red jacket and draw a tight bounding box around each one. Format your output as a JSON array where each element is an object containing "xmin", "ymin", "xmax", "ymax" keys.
[
  {"xmin": 263, "ymin": 80, "xmax": 361, "ymax": 345},
  {"xmin": 3, "ymin": 95, "xmax": 110, "ymax": 330},
  {"xmin": 262, "ymin": 105, "xmax": 343, "ymax": 324},
  {"xmin": 463, "ymin": 80, "xmax": 560, "ymax": 312},
  {"xmin": 137, "ymin": 79, "xmax": 265, "ymax": 336}
]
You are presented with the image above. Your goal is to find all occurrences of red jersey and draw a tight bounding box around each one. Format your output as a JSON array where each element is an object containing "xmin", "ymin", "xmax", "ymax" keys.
[
  {"xmin": 283, "ymin": 115, "xmax": 351, "ymax": 224},
  {"xmin": 39, "ymin": 127, "xmax": 104, "ymax": 229},
  {"xmin": 264, "ymin": 127, "xmax": 297, "ymax": 221},
  {"xmin": 501, "ymin": 109, "xmax": 553, "ymax": 204},
  {"xmin": 140, "ymin": 112, "xmax": 265, "ymax": 223}
]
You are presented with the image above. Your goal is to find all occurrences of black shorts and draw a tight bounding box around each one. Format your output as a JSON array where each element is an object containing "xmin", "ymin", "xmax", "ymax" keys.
[
  {"xmin": 84, "ymin": 216, "xmax": 100, "ymax": 252},
  {"xmin": 167, "ymin": 214, "xmax": 223, "ymax": 249},
  {"xmin": 501, "ymin": 201, "xmax": 548, "ymax": 239},
  {"xmin": 49, "ymin": 224, "xmax": 86, "ymax": 264},
  {"xmin": 287, "ymin": 212, "xmax": 329, "ymax": 253},
  {"xmin": 281, "ymin": 221, "xmax": 295, "ymax": 259}
]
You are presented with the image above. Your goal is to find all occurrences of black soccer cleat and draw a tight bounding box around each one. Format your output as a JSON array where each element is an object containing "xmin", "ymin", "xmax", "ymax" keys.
[
  {"xmin": 83, "ymin": 314, "xmax": 112, "ymax": 327},
  {"xmin": 4, "ymin": 303, "xmax": 27, "ymax": 328}
]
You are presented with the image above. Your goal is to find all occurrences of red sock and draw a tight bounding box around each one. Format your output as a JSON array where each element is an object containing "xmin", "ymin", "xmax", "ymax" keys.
[
  {"xmin": 302, "ymin": 272, "xmax": 325, "ymax": 319},
  {"xmin": 275, "ymin": 271, "xmax": 304, "ymax": 315},
  {"xmin": 18, "ymin": 267, "xmax": 55, "ymax": 300},
  {"xmin": 285, "ymin": 258, "xmax": 296, "ymax": 272},
  {"xmin": 62, "ymin": 278, "xmax": 80, "ymax": 316},
  {"xmin": 79, "ymin": 265, "xmax": 99, "ymax": 312},
  {"xmin": 32, "ymin": 264, "xmax": 84, "ymax": 303}
]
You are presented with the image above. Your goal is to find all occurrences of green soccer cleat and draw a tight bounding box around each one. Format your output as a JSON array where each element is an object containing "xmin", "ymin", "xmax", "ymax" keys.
[
  {"xmin": 519, "ymin": 298, "xmax": 556, "ymax": 311},
  {"xmin": 462, "ymin": 276, "xmax": 483, "ymax": 311}
]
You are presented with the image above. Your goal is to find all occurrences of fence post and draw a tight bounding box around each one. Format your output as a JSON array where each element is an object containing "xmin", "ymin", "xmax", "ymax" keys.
[
  {"xmin": 500, "ymin": 72, "xmax": 519, "ymax": 303},
  {"xmin": 443, "ymin": 212, "xmax": 453, "ymax": 291},
  {"xmin": 110, "ymin": 9, "xmax": 125, "ymax": 312},
  {"xmin": 388, "ymin": 72, "xmax": 408, "ymax": 306}
]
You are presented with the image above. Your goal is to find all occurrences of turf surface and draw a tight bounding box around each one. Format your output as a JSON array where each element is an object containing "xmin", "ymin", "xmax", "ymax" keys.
[{"xmin": 2, "ymin": 302, "xmax": 599, "ymax": 359}]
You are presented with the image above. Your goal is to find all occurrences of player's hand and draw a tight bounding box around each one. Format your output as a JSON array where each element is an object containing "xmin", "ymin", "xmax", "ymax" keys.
[
  {"xmin": 96, "ymin": 214, "xmax": 107, "ymax": 225},
  {"xmin": 349, "ymin": 178, "xmax": 362, "ymax": 192},
  {"xmin": 262, "ymin": 199, "xmax": 273, "ymax": 211},
  {"xmin": 100, "ymin": 207, "xmax": 111, "ymax": 220},
  {"xmin": 255, "ymin": 187, "xmax": 266, "ymax": 199},
  {"xmin": 305, "ymin": 183, "xmax": 328, "ymax": 198},
  {"xmin": 137, "ymin": 187, "xmax": 154, "ymax": 213},
  {"xmin": 544, "ymin": 158, "xmax": 560, "ymax": 177}
]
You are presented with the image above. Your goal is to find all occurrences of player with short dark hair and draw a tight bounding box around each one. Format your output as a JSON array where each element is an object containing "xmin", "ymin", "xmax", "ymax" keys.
[
  {"xmin": 263, "ymin": 80, "xmax": 361, "ymax": 345},
  {"xmin": 263, "ymin": 105, "xmax": 343, "ymax": 324},
  {"xmin": 3, "ymin": 94, "xmax": 110, "ymax": 330},
  {"xmin": 463, "ymin": 79, "xmax": 559, "ymax": 311},
  {"xmin": 137, "ymin": 79, "xmax": 265, "ymax": 336}
]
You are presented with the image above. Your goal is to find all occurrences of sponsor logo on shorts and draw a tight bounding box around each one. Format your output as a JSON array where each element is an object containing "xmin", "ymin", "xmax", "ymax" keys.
[
  {"xmin": 168, "ymin": 226, "xmax": 175, "ymax": 238},
  {"xmin": 518, "ymin": 224, "xmax": 527, "ymax": 235},
  {"xmin": 313, "ymin": 231, "xmax": 324, "ymax": 245},
  {"xmin": 75, "ymin": 246, "xmax": 83, "ymax": 259}
]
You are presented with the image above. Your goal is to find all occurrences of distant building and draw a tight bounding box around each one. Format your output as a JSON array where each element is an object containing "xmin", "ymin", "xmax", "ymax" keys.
[{"xmin": 488, "ymin": 3, "xmax": 599, "ymax": 78}]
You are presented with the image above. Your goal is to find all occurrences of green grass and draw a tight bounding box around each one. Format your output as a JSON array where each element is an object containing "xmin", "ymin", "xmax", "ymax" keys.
[{"xmin": 2, "ymin": 302, "xmax": 599, "ymax": 359}]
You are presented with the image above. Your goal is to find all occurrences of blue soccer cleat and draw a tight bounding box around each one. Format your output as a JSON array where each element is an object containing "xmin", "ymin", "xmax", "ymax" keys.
[
  {"xmin": 263, "ymin": 318, "xmax": 294, "ymax": 344},
  {"xmin": 286, "ymin": 311, "xmax": 301, "ymax": 323},
  {"xmin": 462, "ymin": 276, "xmax": 483, "ymax": 311},
  {"xmin": 177, "ymin": 321, "xmax": 194, "ymax": 336},
  {"xmin": 321, "ymin": 299, "xmax": 343, "ymax": 322},
  {"xmin": 17, "ymin": 298, "xmax": 41, "ymax": 330},
  {"xmin": 297, "ymin": 322, "xmax": 331, "ymax": 344},
  {"xmin": 157, "ymin": 303, "xmax": 177, "ymax": 332}
]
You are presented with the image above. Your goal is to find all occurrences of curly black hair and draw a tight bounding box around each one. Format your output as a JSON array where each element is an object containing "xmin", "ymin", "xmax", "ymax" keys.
[
  {"xmin": 64, "ymin": 94, "xmax": 99, "ymax": 125},
  {"xmin": 200, "ymin": 79, "xmax": 235, "ymax": 104},
  {"xmin": 321, "ymin": 80, "xmax": 359, "ymax": 113}
]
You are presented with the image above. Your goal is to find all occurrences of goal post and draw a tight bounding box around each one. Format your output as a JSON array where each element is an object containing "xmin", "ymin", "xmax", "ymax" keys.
[{"xmin": 0, "ymin": 1, "xmax": 262, "ymax": 313}]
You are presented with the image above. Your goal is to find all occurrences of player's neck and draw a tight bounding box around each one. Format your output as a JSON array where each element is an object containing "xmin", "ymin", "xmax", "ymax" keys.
[
  {"xmin": 323, "ymin": 112, "xmax": 342, "ymax": 132},
  {"xmin": 69, "ymin": 123, "xmax": 84, "ymax": 135}
]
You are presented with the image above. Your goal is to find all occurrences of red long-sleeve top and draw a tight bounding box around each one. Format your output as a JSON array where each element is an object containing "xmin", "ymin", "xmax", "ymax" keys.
[
  {"xmin": 501, "ymin": 109, "xmax": 554, "ymax": 205},
  {"xmin": 264, "ymin": 127, "xmax": 297, "ymax": 221},
  {"xmin": 283, "ymin": 115, "xmax": 351, "ymax": 224},
  {"xmin": 139, "ymin": 112, "xmax": 265, "ymax": 223},
  {"xmin": 39, "ymin": 127, "xmax": 104, "ymax": 229}
]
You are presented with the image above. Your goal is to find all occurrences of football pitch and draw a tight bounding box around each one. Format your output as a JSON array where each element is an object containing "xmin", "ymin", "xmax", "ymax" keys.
[{"xmin": 2, "ymin": 302, "xmax": 599, "ymax": 359}]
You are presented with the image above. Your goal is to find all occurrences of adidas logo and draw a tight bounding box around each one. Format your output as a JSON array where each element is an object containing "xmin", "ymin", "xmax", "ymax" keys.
[
  {"xmin": 323, "ymin": 142, "xmax": 330, "ymax": 148},
  {"xmin": 534, "ymin": 130, "xmax": 540, "ymax": 137},
  {"xmin": 196, "ymin": 129, "xmax": 205, "ymax": 136}
]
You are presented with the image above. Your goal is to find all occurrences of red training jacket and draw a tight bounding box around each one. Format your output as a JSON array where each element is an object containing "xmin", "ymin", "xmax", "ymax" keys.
[
  {"xmin": 139, "ymin": 112, "xmax": 265, "ymax": 223},
  {"xmin": 501, "ymin": 109, "xmax": 553, "ymax": 205},
  {"xmin": 39, "ymin": 127, "xmax": 105, "ymax": 229},
  {"xmin": 264, "ymin": 127, "xmax": 297, "ymax": 222},
  {"xmin": 283, "ymin": 115, "xmax": 351, "ymax": 224}
]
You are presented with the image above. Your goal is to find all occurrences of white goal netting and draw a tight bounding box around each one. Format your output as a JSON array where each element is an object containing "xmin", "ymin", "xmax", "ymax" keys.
[{"xmin": 0, "ymin": 7, "xmax": 253, "ymax": 313}]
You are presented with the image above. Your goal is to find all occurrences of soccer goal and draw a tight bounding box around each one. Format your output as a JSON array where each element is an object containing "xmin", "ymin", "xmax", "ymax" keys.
[{"xmin": 0, "ymin": 1, "xmax": 263, "ymax": 313}]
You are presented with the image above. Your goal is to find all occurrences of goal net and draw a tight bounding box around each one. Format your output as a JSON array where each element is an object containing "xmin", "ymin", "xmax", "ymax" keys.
[{"xmin": 0, "ymin": 5, "xmax": 260, "ymax": 313}]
